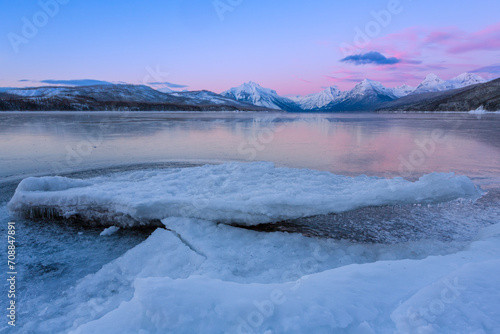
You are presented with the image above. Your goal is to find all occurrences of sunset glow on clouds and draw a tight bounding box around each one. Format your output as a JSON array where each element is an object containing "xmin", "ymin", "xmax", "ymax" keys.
[
  {"xmin": 329, "ymin": 22, "xmax": 500, "ymax": 89},
  {"xmin": 0, "ymin": 0, "xmax": 499, "ymax": 95}
]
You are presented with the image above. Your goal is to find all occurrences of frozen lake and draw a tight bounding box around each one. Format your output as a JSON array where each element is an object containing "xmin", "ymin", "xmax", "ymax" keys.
[
  {"xmin": 1, "ymin": 112, "xmax": 500, "ymax": 333},
  {"xmin": 1, "ymin": 112, "xmax": 500, "ymax": 185}
]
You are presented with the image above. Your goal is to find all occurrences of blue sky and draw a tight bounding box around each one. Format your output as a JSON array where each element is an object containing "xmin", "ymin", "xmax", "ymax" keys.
[{"xmin": 1, "ymin": 0, "xmax": 499, "ymax": 95}]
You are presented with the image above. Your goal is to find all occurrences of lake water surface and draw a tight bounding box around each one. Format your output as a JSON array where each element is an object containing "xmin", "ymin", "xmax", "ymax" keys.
[
  {"xmin": 1, "ymin": 112, "xmax": 499, "ymax": 333},
  {"xmin": 1, "ymin": 112, "xmax": 499, "ymax": 186}
]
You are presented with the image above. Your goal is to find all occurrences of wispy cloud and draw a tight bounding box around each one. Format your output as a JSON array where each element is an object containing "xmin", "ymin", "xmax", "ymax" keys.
[
  {"xmin": 340, "ymin": 51, "xmax": 400, "ymax": 66},
  {"xmin": 19, "ymin": 79, "xmax": 113, "ymax": 86},
  {"xmin": 364, "ymin": 23, "xmax": 500, "ymax": 58},
  {"xmin": 421, "ymin": 28, "xmax": 463, "ymax": 48},
  {"xmin": 325, "ymin": 69, "xmax": 364, "ymax": 83},
  {"xmin": 471, "ymin": 64, "xmax": 500, "ymax": 74},
  {"xmin": 448, "ymin": 23, "xmax": 500, "ymax": 53},
  {"xmin": 294, "ymin": 77, "xmax": 312, "ymax": 84},
  {"xmin": 332, "ymin": 22, "xmax": 500, "ymax": 89},
  {"xmin": 148, "ymin": 81, "xmax": 189, "ymax": 89}
]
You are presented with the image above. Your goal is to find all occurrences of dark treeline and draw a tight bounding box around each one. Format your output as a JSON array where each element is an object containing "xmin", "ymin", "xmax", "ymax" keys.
[{"xmin": 0, "ymin": 95, "xmax": 252, "ymax": 112}]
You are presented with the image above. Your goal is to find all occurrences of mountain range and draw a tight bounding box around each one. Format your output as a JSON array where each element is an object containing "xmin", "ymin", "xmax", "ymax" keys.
[
  {"xmin": 378, "ymin": 77, "xmax": 500, "ymax": 112},
  {"xmin": 221, "ymin": 73, "xmax": 487, "ymax": 112},
  {"xmin": 0, "ymin": 73, "xmax": 495, "ymax": 112},
  {"xmin": 0, "ymin": 85, "xmax": 274, "ymax": 112}
]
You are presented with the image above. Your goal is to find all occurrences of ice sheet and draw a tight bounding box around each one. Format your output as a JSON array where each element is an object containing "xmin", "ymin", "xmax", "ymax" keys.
[
  {"xmin": 8, "ymin": 162, "xmax": 483, "ymax": 226},
  {"xmin": 63, "ymin": 219, "xmax": 500, "ymax": 334},
  {"xmin": 22, "ymin": 217, "xmax": 500, "ymax": 333}
]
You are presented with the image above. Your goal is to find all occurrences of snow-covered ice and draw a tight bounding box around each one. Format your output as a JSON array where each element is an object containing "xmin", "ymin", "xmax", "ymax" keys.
[
  {"xmin": 100, "ymin": 226, "xmax": 120, "ymax": 236},
  {"xmin": 469, "ymin": 106, "xmax": 487, "ymax": 114},
  {"xmin": 8, "ymin": 162, "xmax": 498, "ymax": 333},
  {"xmin": 468, "ymin": 106, "xmax": 500, "ymax": 114},
  {"xmin": 8, "ymin": 162, "xmax": 482, "ymax": 227},
  {"xmin": 21, "ymin": 217, "xmax": 500, "ymax": 333}
]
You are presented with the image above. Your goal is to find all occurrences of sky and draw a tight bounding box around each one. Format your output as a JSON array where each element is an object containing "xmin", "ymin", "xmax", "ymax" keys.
[{"xmin": 1, "ymin": 0, "xmax": 499, "ymax": 95}]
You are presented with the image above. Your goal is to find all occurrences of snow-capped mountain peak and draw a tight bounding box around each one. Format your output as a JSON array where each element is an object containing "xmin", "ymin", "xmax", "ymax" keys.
[
  {"xmin": 224, "ymin": 79, "xmax": 400, "ymax": 111},
  {"xmin": 424, "ymin": 73, "xmax": 444, "ymax": 83},
  {"xmin": 293, "ymin": 86, "xmax": 343, "ymax": 110},
  {"xmin": 448, "ymin": 73, "xmax": 486, "ymax": 87},
  {"xmin": 412, "ymin": 74, "xmax": 447, "ymax": 94},
  {"xmin": 351, "ymin": 79, "xmax": 395, "ymax": 97},
  {"xmin": 221, "ymin": 82, "xmax": 299, "ymax": 111},
  {"xmin": 238, "ymin": 81, "xmax": 281, "ymax": 97},
  {"xmin": 323, "ymin": 86, "xmax": 341, "ymax": 94},
  {"xmin": 412, "ymin": 72, "xmax": 486, "ymax": 95},
  {"xmin": 392, "ymin": 84, "xmax": 415, "ymax": 98},
  {"xmin": 246, "ymin": 81, "xmax": 263, "ymax": 88}
]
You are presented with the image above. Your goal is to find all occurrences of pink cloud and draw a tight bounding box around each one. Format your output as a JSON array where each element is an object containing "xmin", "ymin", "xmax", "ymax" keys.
[
  {"xmin": 351, "ymin": 23, "xmax": 500, "ymax": 63},
  {"xmin": 422, "ymin": 28, "xmax": 464, "ymax": 47},
  {"xmin": 448, "ymin": 22, "xmax": 500, "ymax": 53},
  {"xmin": 330, "ymin": 22, "xmax": 500, "ymax": 90},
  {"xmin": 295, "ymin": 77, "xmax": 312, "ymax": 84},
  {"xmin": 325, "ymin": 69, "xmax": 364, "ymax": 84},
  {"xmin": 325, "ymin": 75, "xmax": 360, "ymax": 84},
  {"xmin": 366, "ymin": 23, "xmax": 500, "ymax": 56}
]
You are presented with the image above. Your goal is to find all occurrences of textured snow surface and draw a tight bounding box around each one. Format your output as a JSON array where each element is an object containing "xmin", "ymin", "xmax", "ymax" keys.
[
  {"xmin": 412, "ymin": 73, "xmax": 486, "ymax": 95},
  {"xmin": 8, "ymin": 162, "xmax": 482, "ymax": 227},
  {"xmin": 392, "ymin": 84, "xmax": 416, "ymax": 98},
  {"xmin": 222, "ymin": 82, "xmax": 297, "ymax": 110},
  {"xmin": 349, "ymin": 79, "xmax": 396, "ymax": 98},
  {"xmin": 21, "ymin": 217, "xmax": 499, "ymax": 334},
  {"xmin": 292, "ymin": 87, "xmax": 343, "ymax": 110}
]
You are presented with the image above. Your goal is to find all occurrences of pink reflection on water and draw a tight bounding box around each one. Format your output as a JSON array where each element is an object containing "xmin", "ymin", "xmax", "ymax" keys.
[{"xmin": 0, "ymin": 113, "xmax": 499, "ymax": 186}]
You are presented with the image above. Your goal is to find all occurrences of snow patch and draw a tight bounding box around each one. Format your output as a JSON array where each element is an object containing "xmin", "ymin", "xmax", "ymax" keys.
[{"xmin": 100, "ymin": 226, "xmax": 120, "ymax": 236}]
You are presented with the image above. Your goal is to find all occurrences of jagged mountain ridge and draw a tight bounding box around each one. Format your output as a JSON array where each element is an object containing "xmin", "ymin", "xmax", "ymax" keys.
[
  {"xmin": 221, "ymin": 81, "xmax": 302, "ymax": 111},
  {"xmin": 222, "ymin": 73, "xmax": 488, "ymax": 112},
  {"xmin": 289, "ymin": 87, "xmax": 342, "ymax": 110},
  {"xmin": 320, "ymin": 79, "xmax": 397, "ymax": 111},
  {"xmin": 411, "ymin": 73, "xmax": 486, "ymax": 95},
  {"xmin": 378, "ymin": 77, "xmax": 500, "ymax": 112},
  {"xmin": 0, "ymin": 85, "xmax": 277, "ymax": 112},
  {"xmin": 223, "ymin": 79, "xmax": 398, "ymax": 112},
  {"xmin": 0, "ymin": 72, "xmax": 491, "ymax": 112}
]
